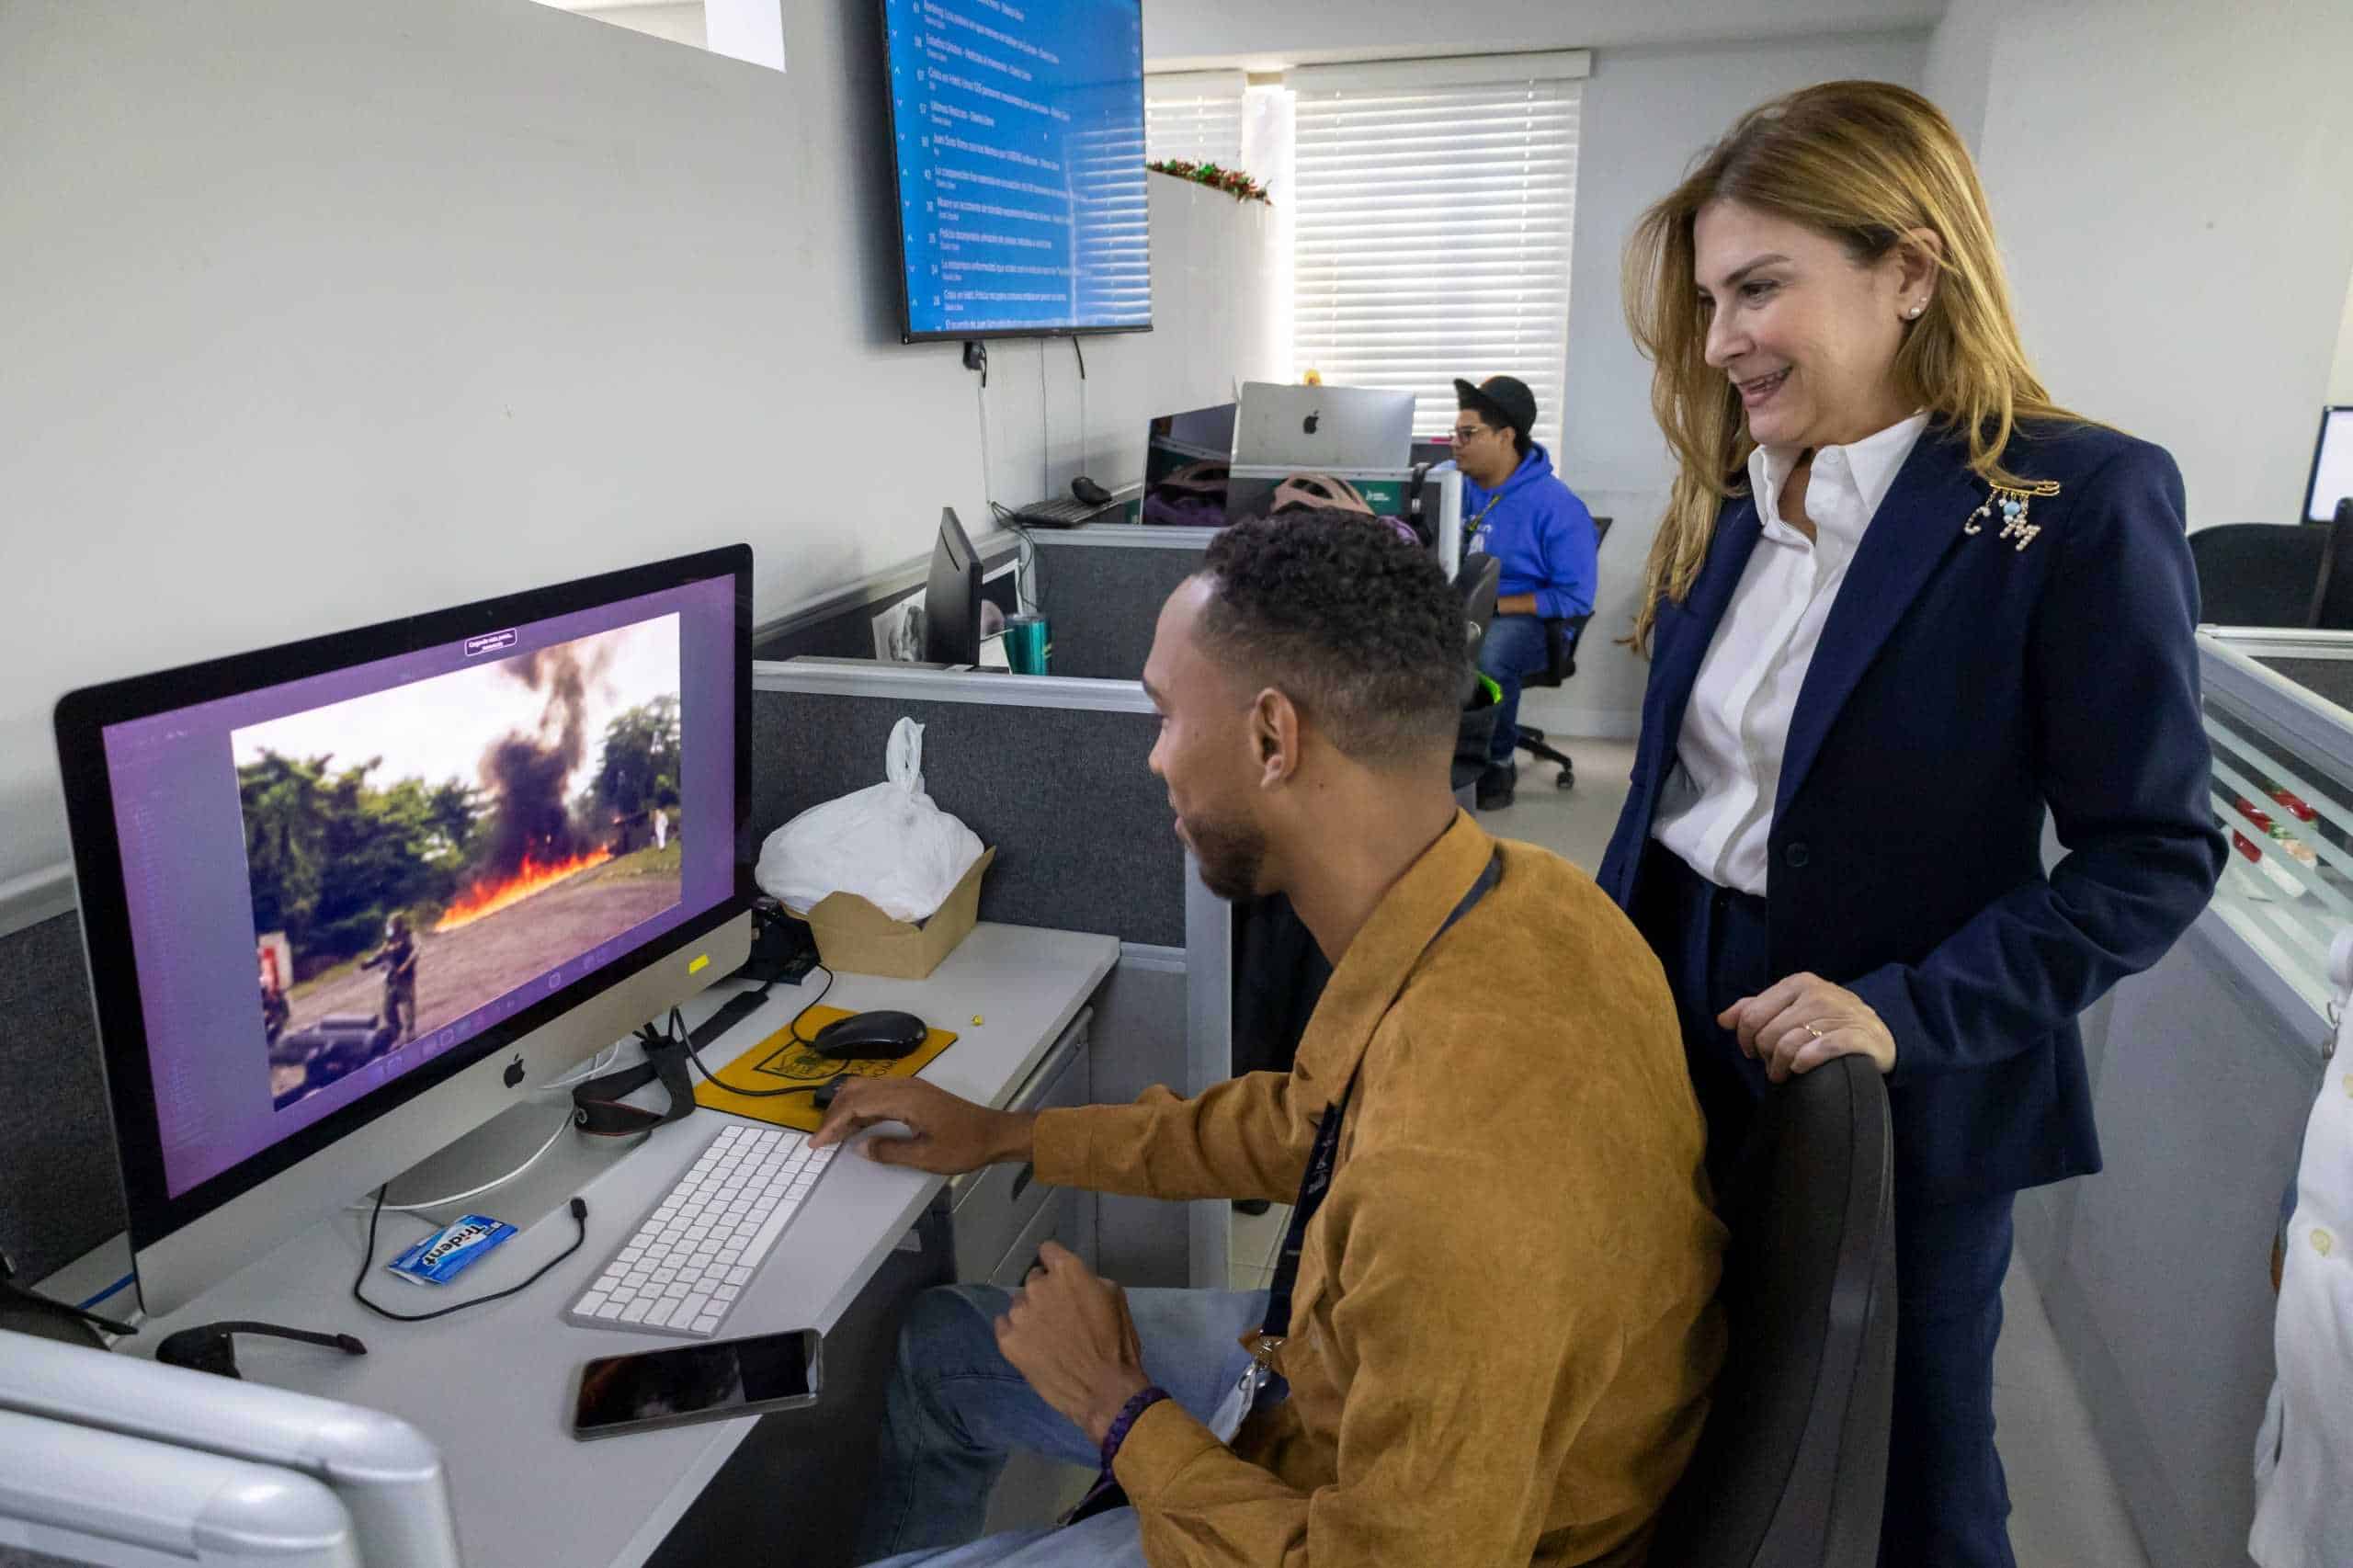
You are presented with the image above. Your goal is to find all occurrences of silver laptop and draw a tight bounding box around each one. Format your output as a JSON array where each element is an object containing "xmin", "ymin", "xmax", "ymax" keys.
[{"xmin": 1234, "ymin": 381, "xmax": 1417, "ymax": 471}]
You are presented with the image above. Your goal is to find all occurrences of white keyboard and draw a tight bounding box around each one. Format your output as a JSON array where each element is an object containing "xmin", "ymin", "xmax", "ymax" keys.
[{"xmin": 564, "ymin": 1123, "xmax": 838, "ymax": 1338}]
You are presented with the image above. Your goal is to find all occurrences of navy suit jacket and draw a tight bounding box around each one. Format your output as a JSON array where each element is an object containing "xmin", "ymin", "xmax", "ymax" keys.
[{"xmin": 1597, "ymin": 420, "xmax": 2226, "ymax": 1204}]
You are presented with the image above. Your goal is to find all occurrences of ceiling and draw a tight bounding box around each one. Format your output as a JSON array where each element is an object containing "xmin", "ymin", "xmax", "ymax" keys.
[{"xmin": 1142, "ymin": 0, "xmax": 1945, "ymax": 74}]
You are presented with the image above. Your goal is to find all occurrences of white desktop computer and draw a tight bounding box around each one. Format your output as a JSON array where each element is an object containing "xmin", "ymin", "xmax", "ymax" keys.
[{"xmin": 52, "ymin": 546, "xmax": 756, "ymax": 1318}]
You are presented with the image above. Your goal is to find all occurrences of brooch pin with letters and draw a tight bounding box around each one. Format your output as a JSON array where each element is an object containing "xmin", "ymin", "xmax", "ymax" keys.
[{"xmin": 1963, "ymin": 480, "xmax": 2062, "ymax": 551}]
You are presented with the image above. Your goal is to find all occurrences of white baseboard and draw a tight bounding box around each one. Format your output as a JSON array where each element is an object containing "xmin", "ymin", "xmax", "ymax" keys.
[{"xmin": 1513, "ymin": 694, "xmax": 1640, "ymax": 741}]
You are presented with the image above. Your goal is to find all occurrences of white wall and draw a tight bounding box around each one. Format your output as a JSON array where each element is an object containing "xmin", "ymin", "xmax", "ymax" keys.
[
  {"xmin": 1934, "ymin": 0, "xmax": 2353, "ymax": 528},
  {"xmin": 0, "ymin": 0, "xmax": 1275, "ymax": 892},
  {"xmin": 1920, "ymin": 0, "xmax": 1997, "ymax": 152},
  {"xmin": 2332, "ymin": 269, "xmax": 2353, "ymax": 405},
  {"xmin": 1545, "ymin": 28, "xmax": 1930, "ymax": 737}
]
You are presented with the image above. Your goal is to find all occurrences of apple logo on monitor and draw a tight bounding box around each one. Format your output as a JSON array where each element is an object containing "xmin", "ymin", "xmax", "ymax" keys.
[
  {"xmin": 1302, "ymin": 410, "xmax": 1321, "ymax": 436},
  {"xmin": 504, "ymin": 1056, "xmax": 526, "ymax": 1088}
]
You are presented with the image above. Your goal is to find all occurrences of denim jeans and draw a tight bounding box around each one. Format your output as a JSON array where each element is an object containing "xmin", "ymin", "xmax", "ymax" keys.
[
  {"xmin": 856, "ymin": 1284, "xmax": 1271, "ymax": 1567},
  {"xmin": 1477, "ymin": 613, "xmax": 1553, "ymax": 765}
]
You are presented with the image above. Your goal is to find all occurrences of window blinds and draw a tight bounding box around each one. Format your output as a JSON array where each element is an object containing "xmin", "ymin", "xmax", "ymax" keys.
[{"xmin": 1290, "ymin": 65, "xmax": 1582, "ymax": 449}]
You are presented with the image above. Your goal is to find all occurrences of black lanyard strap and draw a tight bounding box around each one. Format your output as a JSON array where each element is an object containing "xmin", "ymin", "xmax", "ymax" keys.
[{"xmin": 1256, "ymin": 850, "xmax": 1502, "ymax": 1358}]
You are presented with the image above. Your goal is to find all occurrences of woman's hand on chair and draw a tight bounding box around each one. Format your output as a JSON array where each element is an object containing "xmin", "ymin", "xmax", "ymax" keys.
[{"xmin": 1718, "ymin": 972, "xmax": 1896, "ymax": 1082}]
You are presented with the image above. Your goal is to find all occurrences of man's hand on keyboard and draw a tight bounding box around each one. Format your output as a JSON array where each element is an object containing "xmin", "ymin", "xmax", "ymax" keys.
[{"xmin": 809, "ymin": 1076, "xmax": 1036, "ymax": 1175}]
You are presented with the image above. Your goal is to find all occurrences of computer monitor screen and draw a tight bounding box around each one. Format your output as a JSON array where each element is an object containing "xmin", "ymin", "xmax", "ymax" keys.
[
  {"xmin": 2305, "ymin": 406, "xmax": 2353, "ymax": 523},
  {"xmin": 879, "ymin": 0, "xmax": 1150, "ymax": 342},
  {"xmin": 924, "ymin": 506, "xmax": 983, "ymax": 665},
  {"xmin": 55, "ymin": 548, "xmax": 754, "ymax": 1312},
  {"xmin": 1141, "ymin": 403, "xmax": 1236, "ymax": 527}
]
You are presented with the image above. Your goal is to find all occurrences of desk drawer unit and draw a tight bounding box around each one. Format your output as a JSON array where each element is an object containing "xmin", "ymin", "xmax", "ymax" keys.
[
  {"xmin": 941, "ymin": 1008, "xmax": 1091, "ymax": 1280},
  {"xmin": 988, "ymin": 1185, "xmax": 1083, "ymax": 1287}
]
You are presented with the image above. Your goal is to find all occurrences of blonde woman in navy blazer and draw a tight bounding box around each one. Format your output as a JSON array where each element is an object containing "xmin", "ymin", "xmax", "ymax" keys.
[{"xmin": 1596, "ymin": 82, "xmax": 2225, "ymax": 1566}]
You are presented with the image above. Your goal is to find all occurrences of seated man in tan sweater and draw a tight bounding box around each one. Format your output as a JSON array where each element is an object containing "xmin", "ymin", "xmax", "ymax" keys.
[{"xmin": 818, "ymin": 513, "xmax": 1724, "ymax": 1568}]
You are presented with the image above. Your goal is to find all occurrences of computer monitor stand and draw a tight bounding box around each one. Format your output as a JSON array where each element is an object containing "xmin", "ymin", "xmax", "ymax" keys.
[{"xmin": 375, "ymin": 1084, "xmax": 643, "ymax": 1237}]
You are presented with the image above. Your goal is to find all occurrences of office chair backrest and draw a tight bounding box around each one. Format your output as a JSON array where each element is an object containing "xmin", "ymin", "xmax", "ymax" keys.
[
  {"xmin": 0, "ymin": 1335, "xmax": 461, "ymax": 1567},
  {"xmin": 1650, "ymin": 1054, "xmax": 1897, "ymax": 1568},
  {"xmin": 2313, "ymin": 501, "xmax": 2353, "ymax": 631},
  {"xmin": 1457, "ymin": 553, "xmax": 1502, "ymax": 662},
  {"xmin": 0, "ymin": 1407, "xmax": 364, "ymax": 1567},
  {"xmin": 2187, "ymin": 521, "xmax": 2329, "ymax": 627}
]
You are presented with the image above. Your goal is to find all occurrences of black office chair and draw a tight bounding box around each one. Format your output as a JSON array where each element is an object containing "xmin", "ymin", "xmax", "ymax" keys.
[
  {"xmin": 2187, "ymin": 521, "xmax": 2330, "ymax": 627},
  {"xmin": 1452, "ymin": 555, "xmax": 1505, "ymax": 796},
  {"xmin": 2309, "ymin": 500, "xmax": 2353, "ymax": 631},
  {"xmin": 1650, "ymin": 1053, "xmax": 1897, "ymax": 1568},
  {"xmin": 1512, "ymin": 516, "xmax": 1613, "ymax": 790}
]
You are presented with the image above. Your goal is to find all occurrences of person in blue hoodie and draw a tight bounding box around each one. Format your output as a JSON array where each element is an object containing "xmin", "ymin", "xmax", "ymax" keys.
[{"xmin": 1450, "ymin": 374, "xmax": 1598, "ymax": 809}]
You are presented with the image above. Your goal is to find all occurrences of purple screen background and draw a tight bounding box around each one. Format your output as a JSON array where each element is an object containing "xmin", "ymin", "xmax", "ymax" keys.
[{"xmin": 100, "ymin": 576, "xmax": 738, "ymax": 1198}]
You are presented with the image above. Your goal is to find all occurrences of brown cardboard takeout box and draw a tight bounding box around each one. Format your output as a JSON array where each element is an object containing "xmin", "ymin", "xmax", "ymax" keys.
[{"xmin": 800, "ymin": 847, "xmax": 995, "ymax": 980}]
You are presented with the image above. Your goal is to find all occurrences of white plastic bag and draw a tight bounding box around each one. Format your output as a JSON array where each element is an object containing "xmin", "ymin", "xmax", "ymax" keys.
[{"xmin": 756, "ymin": 718, "xmax": 985, "ymax": 923}]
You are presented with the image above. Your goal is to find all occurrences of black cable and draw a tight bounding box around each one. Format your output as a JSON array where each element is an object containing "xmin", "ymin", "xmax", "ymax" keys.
[
  {"xmin": 353, "ymin": 1194, "xmax": 589, "ymax": 1324},
  {"xmin": 1071, "ymin": 335, "xmax": 1087, "ymax": 380},
  {"xmin": 677, "ymin": 964, "xmax": 841, "ymax": 1098}
]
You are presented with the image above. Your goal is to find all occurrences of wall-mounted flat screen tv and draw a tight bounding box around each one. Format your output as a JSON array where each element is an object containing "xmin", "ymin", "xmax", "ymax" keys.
[{"xmin": 880, "ymin": 0, "xmax": 1151, "ymax": 342}]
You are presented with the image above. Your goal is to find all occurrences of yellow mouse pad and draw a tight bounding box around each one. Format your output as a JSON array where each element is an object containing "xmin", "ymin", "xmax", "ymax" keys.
[{"xmin": 691, "ymin": 1006, "xmax": 958, "ymax": 1132}]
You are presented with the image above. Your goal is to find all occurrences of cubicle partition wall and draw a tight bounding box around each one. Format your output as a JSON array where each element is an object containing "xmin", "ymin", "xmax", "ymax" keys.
[
  {"xmin": 1025, "ymin": 527, "xmax": 1215, "ymax": 682},
  {"xmin": 2018, "ymin": 627, "xmax": 2347, "ymax": 1568},
  {"xmin": 752, "ymin": 533, "xmax": 1022, "ymax": 663},
  {"xmin": 0, "ymin": 876, "xmax": 125, "ymax": 1288},
  {"xmin": 751, "ymin": 659, "xmax": 1233, "ymax": 1288},
  {"xmin": 1031, "ymin": 474, "xmax": 1461, "ymax": 684}
]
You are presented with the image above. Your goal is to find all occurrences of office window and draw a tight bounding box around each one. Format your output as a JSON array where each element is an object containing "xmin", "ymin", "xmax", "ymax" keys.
[
  {"xmin": 1290, "ymin": 56, "xmax": 1584, "ymax": 449},
  {"xmin": 1145, "ymin": 73, "xmax": 1248, "ymax": 171}
]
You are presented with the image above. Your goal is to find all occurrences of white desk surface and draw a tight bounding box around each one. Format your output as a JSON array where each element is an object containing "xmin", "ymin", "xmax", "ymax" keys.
[{"xmin": 128, "ymin": 922, "xmax": 1118, "ymax": 1568}]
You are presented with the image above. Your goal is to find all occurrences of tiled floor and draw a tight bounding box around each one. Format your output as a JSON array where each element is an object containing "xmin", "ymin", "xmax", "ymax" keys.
[{"xmin": 1241, "ymin": 707, "xmax": 2158, "ymax": 1567}]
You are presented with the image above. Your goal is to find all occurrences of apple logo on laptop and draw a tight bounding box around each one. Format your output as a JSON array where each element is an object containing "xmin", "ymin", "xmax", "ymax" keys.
[
  {"xmin": 1302, "ymin": 410, "xmax": 1321, "ymax": 436},
  {"xmin": 504, "ymin": 1056, "xmax": 525, "ymax": 1088}
]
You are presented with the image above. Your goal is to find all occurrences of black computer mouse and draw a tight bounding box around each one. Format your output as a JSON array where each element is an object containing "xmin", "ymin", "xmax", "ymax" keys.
[
  {"xmin": 812, "ymin": 1074, "xmax": 857, "ymax": 1111},
  {"xmin": 810, "ymin": 1009, "xmax": 928, "ymax": 1060},
  {"xmin": 1071, "ymin": 475, "xmax": 1112, "ymax": 506}
]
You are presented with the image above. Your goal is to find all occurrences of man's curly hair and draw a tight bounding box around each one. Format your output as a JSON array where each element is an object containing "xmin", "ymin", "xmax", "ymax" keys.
[{"xmin": 1197, "ymin": 511, "xmax": 1468, "ymax": 763}]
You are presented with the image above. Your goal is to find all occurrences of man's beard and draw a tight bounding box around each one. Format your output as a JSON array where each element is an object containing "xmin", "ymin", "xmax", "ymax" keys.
[{"xmin": 1182, "ymin": 811, "xmax": 1268, "ymax": 901}]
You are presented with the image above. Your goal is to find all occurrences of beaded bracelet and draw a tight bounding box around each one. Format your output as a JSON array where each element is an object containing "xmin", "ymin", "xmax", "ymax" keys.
[{"xmin": 1099, "ymin": 1384, "xmax": 1171, "ymax": 1472}]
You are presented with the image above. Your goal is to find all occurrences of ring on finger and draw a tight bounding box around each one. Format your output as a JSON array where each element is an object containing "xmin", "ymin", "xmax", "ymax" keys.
[{"xmin": 1803, "ymin": 1022, "xmax": 1825, "ymax": 1041}]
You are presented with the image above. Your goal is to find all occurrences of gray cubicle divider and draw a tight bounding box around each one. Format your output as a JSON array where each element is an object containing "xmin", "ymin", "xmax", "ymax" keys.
[
  {"xmin": 753, "ymin": 532, "xmax": 1021, "ymax": 663},
  {"xmin": 1026, "ymin": 527, "xmax": 1215, "ymax": 682},
  {"xmin": 751, "ymin": 659, "xmax": 1233, "ymax": 1289},
  {"xmin": 0, "ymin": 872, "xmax": 124, "ymax": 1286}
]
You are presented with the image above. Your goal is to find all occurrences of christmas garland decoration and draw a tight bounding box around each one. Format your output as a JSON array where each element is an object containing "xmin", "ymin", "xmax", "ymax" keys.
[{"xmin": 1146, "ymin": 159, "xmax": 1270, "ymax": 204}]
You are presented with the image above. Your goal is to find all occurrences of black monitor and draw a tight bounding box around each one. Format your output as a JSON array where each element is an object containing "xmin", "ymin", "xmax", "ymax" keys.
[
  {"xmin": 1142, "ymin": 403, "xmax": 1238, "ymax": 527},
  {"xmin": 2305, "ymin": 406, "xmax": 2353, "ymax": 523},
  {"xmin": 923, "ymin": 506, "xmax": 983, "ymax": 665},
  {"xmin": 1148, "ymin": 403, "xmax": 1238, "ymax": 465}
]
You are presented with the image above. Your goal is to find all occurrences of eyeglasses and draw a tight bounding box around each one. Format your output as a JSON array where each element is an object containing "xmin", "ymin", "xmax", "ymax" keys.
[{"xmin": 1450, "ymin": 425, "xmax": 1492, "ymax": 444}]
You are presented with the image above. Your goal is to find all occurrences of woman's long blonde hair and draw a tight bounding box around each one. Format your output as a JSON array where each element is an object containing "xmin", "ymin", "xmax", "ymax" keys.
[{"xmin": 1623, "ymin": 80, "xmax": 2079, "ymax": 653}]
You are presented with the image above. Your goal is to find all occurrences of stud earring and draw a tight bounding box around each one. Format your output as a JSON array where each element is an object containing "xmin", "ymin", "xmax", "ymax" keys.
[{"xmin": 1907, "ymin": 301, "xmax": 1925, "ymax": 319}]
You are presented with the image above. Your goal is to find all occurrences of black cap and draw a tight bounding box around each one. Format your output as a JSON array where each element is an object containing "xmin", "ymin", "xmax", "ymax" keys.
[{"xmin": 1453, "ymin": 375, "xmax": 1537, "ymax": 443}]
